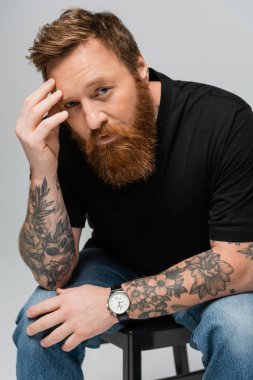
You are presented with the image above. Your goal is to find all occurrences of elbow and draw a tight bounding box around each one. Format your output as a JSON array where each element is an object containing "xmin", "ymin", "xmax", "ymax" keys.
[
  {"xmin": 33, "ymin": 268, "xmax": 74, "ymax": 291},
  {"xmin": 31, "ymin": 249, "xmax": 79, "ymax": 291},
  {"xmin": 34, "ymin": 250, "xmax": 79, "ymax": 291}
]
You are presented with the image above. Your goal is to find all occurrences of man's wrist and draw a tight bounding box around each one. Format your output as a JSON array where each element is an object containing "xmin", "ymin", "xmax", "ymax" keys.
[{"xmin": 30, "ymin": 173, "xmax": 58, "ymax": 184}]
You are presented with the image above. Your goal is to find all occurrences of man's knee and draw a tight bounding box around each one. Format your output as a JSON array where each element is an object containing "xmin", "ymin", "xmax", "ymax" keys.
[
  {"xmin": 12, "ymin": 286, "xmax": 56, "ymax": 347},
  {"xmin": 193, "ymin": 293, "xmax": 253, "ymax": 356}
]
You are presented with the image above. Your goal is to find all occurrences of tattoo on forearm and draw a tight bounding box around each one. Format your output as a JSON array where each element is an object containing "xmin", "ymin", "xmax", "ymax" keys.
[
  {"xmin": 237, "ymin": 243, "xmax": 253, "ymax": 260},
  {"xmin": 19, "ymin": 177, "xmax": 75, "ymax": 289},
  {"xmin": 171, "ymin": 304, "xmax": 189, "ymax": 312},
  {"xmin": 185, "ymin": 250, "xmax": 234, "ymax": 299},
  {"xmin": 124, "ymin": 267, "xmax": 188, "ymax": 319},
  {"xmin": 124, "ymin": 249, "xmax": 235, "ymax": 319},
  {"xmin": 226, "ymin": 242, "xmax": 253, "ymax": 259}
]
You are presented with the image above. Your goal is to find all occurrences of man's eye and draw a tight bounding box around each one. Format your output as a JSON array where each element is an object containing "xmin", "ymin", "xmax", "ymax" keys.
[
  {"xmin": 64, "ymin": 101, "xmax": 79, "ymax": 109},
  {"xmin": 95, "ymin": 87, "xmax": 111, "ymax": 97}
]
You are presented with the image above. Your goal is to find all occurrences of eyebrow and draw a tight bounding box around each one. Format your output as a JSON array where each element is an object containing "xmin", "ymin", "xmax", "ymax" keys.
[{"xmin": 60, "ymin": 76, "xmax": 110, "ymax": 103}]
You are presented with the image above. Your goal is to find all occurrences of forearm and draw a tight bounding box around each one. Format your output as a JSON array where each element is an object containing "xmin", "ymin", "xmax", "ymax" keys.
[
  {"xmin": 19, "ymin": 173, "xmax": 76, "ymax": 290},
  {"xmin": 122, "ymin": 243, "xmax": 253, "ymax": 319}
]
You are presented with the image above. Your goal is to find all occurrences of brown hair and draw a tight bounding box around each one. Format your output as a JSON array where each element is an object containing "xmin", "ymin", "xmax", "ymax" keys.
[{"xmin": 27, "ymin": 7, "xmax": 141, "ymax": 80}]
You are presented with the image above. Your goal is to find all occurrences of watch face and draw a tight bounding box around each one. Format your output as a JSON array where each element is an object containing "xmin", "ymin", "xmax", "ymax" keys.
[{"xmin": 108, "ymin": 291, "xmax": 130, "ymax": 314}]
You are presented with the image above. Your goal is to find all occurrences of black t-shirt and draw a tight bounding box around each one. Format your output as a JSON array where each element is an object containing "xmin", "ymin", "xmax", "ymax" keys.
[{"xmin": 57, "ymin": 67, "xmax": 253, "ymax": 276}]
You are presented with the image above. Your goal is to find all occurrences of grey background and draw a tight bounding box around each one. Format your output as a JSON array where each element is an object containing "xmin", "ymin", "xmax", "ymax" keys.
[{"xmin": 1, "ymin": 0, "xmax": 252, "ymax": 379}]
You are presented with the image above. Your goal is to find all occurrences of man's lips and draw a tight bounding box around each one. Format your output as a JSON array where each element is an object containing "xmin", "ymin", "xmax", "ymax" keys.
[{"xmin": 96, "ymin": 134, "xmax": 119, "ymax": 145}]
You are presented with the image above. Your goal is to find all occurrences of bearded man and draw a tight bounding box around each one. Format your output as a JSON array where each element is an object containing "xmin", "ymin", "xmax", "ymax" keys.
[{"xmin": 13, "ymin": 7, "xmax": 253, "ymax": 380}]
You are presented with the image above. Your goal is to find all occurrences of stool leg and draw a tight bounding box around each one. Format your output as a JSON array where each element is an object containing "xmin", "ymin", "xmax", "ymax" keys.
[
  {"xmin": 123, "ymin": 333, "xmax": 142, "ymax": 380},
  {"xmin": 173, "ymin": 344, "xmax": 190, "ymax": 375}
]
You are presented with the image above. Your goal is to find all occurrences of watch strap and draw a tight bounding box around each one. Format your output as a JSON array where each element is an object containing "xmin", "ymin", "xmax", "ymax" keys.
[
  {"xmin": 111, "ymin": 283, "xmax": 123, "ymax": 292},
  {"xmin": 117, "ymin": 311, "xmax": 130, "ymax": 322}
]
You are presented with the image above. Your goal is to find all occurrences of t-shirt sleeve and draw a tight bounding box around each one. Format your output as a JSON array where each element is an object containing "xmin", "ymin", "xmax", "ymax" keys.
[{"xmin": 208, "ymin": 105, "xmax": 253, "ymax": 241}]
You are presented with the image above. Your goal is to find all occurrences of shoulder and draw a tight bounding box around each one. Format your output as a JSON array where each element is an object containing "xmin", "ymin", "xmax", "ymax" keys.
[{"xmin": 172, "ymin": 78, "xmax": 251, "ymax": 115}]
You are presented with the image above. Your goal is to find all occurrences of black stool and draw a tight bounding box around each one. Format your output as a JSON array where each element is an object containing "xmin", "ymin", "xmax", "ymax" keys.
[{"xmin": 101, "ymin": 315, "xmax": 205, "ymax": 380}]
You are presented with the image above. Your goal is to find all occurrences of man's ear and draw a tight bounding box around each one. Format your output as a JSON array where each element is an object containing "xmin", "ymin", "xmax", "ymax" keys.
[{"xmin": 136, "ymin": 54, "xmax": 149, "ymax": 82}]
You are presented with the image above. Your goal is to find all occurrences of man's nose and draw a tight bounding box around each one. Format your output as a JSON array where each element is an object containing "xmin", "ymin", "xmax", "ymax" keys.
[{"xmin": 82, "ymin": 103, "xmax": 108, "ymax": 130}]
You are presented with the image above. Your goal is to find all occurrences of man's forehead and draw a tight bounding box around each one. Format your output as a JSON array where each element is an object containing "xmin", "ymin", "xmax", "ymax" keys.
[
  {"xmin": 47, "ymin": 39, "xmax": 122, "ymax": 80},
  {"xmin": 47, "ymin": 44, "xmax": 127, "ymax": 100}
]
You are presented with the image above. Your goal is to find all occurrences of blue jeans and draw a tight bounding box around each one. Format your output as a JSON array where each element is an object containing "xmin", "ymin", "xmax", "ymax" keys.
[{"xmin": 12, "ymin": 247, "xmax": 253, "ymax": 379}]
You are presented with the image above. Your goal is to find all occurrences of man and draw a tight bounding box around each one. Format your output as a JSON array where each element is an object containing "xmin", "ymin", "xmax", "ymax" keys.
[{"xmin": 13, "ymin": 7, "xmax": 253, "ymax": 380}]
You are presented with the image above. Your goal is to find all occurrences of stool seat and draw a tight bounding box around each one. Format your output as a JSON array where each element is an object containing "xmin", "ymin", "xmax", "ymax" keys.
[{"xmin": 101, "ymin": 315, "xmax": 205, "ymax": 380}]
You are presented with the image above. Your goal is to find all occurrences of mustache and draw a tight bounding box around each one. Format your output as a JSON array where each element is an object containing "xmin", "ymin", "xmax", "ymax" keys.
[{"xmin": 85, "ymin": 122, "xmax": 143, "ymax": 154}]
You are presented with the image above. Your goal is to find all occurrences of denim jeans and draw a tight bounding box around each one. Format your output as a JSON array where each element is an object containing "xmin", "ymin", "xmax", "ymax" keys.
[{"xmin": 12, "ymin": 247, "xmax": 253, "ymax": 379}]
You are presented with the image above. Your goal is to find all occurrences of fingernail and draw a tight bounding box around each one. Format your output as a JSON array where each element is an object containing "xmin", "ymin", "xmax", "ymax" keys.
[{"xmin": 26, "ymin": 327, "xmax": 32, "ymax": 335}]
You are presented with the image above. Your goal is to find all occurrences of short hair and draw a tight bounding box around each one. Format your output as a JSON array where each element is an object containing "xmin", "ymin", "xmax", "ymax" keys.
[{"xmin": 27, "ymin": 7, "xmax": 141, "ymax": 80}]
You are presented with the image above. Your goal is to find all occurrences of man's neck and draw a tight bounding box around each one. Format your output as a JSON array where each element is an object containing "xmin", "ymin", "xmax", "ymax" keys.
[{"xmin": 148, "ymin": 81, "xmax": 161, "ymax": 108}]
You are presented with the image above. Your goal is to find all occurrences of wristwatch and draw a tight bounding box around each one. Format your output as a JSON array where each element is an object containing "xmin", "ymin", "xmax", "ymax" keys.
[{"xmin": 107, "ymin": 284, "xmax": 131, "ymax": 321}]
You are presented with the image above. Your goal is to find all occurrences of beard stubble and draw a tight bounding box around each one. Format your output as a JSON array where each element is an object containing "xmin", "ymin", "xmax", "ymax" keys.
[{"xmin": 69, "ymin": 77, "xmax": 158, "ymax": 188}]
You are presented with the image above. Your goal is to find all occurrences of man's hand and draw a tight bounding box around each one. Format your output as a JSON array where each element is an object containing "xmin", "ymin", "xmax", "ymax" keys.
[
  {"xmin": 26, "ymin": 285, "xmax": 118, "ymax": 352},
  {"xmin": 15, "ymin": 78, "xmax": 69, "ymax": 179}
]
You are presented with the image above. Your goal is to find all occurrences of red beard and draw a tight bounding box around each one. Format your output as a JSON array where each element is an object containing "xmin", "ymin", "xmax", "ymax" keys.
[{"xmin": 69, "ymin": 78, "xmax": 157, "ymax": 188}]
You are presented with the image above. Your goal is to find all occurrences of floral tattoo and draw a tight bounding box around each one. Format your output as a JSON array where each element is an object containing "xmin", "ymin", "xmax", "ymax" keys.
[
  {"xmin": 185, "ymin": 250, "xmax": 234, "ymax": 299},
  {"xmin": 123, "ymin": 249, "xmax": 236, "ymax": 319},
  {"xmin": 237, "ymin": 243, "xmax": 253, "ymax": 260},
  {"xmin": 19, "ymin": 178, "xmax": 75, "ymax": 289}
]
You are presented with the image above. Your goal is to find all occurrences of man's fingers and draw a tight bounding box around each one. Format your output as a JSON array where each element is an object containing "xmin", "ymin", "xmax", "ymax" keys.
[
  {"xmin": 26, "ymin": 309, "xmax": 64, "ymax": 337},
  {"xmin": 61, "ymin": 332, "xmax": 84, "ymax": 352},
  {"xmin": 28, "ymin": 90, "xmax": 63, "ymax": 126},
  {"xmin": 40, "ymin": 322, "xmax": 73, "ymax": 348},
  {"xmin": 34, "ymin": 110, "xmax": 68, "ymax": 141},
  {"xmin": 48, "ymin": 103, "xmax": 62, "ymax": 118},
  {"xmin": 23, "ymin": 78, "xmax": 56, "ymax": 110},
  {"xmin": 26, "ymin": 295, "xmax": 61, "ymax": 318},
  {"xmin": 17, "ymin": 78, "xmax": 58, "ymax": 134}
]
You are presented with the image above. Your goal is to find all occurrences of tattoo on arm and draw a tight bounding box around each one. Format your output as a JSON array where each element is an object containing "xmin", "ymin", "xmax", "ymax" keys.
[
  {"xmin": 237, "ymin": 244, "xmax": 253, "ymax": 260},
  {"xmin": 213, "ymin": 241, "xmax": 253, "ymax": 259},
  {"xmin": 19, "ymin": 177, "xmax": 75, "ymax": 289},
  {"xmin": 220, "ymin": 242, "xmax": 253, "ymax": 259},
  {"xmin": 171, "ymin": 304, "xmax": 189, "ymax": 312},
  {"xmin": 185, "ymin": 250, "xmax": 234, "ymax": 298},
  {"xmin": 123, "ymin": 249, "xmax": 235, "ymax": 319}
]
